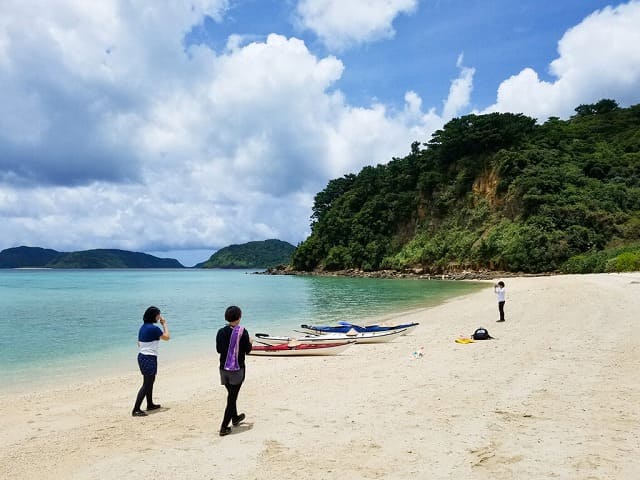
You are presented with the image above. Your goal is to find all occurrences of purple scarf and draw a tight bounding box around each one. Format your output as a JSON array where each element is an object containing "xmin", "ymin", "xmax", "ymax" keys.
[{"xmin": 224, "ymin": 325, "xmax": 244, "ymax": 371}]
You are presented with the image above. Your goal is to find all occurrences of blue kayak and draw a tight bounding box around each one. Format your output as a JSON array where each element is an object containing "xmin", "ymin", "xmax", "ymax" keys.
[{"xmin": 300, "ymin": 321, "xmax": 419, "ymax": 334}]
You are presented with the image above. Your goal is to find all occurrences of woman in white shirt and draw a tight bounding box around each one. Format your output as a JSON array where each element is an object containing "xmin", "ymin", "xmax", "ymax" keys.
[{"xmin": 494, "ymin": 281, "xmax": 506, "ymax": 322}]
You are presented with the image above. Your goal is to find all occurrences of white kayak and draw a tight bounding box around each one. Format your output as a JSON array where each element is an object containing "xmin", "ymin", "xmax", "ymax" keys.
[
  {"xmin": 249, "ymin": 341, "xmax": 354, "ymax": 356},
  {"xmin": 254, "ymin": 327, "xmax": 408, "ymax": 346}
]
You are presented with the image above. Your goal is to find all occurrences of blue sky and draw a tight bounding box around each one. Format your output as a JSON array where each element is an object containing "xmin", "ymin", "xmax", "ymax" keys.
[
  {"xmin": 187, "ymin": 0, "xmax": 613, "ymax": 110},
  {"xmin": 1, "ymin": 0, "xmax": 639, "ymax": 266}
]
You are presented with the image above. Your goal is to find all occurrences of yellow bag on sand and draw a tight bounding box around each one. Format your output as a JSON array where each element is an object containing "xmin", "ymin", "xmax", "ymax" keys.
[{"xmin": 455, "ymin": 337, "xmax": 474, "ymax": 344}]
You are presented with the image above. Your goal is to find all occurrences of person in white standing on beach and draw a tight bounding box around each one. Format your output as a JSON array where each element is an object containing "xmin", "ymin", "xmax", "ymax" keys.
[{"xmin": 494, "ymin": 281, "xmax": 506, "ymax": 322}]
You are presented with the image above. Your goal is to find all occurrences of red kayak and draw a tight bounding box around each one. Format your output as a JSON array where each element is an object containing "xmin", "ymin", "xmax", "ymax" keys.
[{"xmin": 249, "ymin": 341, "xmax": 354, "ymax": 356}]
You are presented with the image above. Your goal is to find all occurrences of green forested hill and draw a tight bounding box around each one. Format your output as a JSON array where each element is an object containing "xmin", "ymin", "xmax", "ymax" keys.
[
  {"xmin": 0, "ymin": 246, "xmax": 62, "ymax": 268},
  {"xmin": 47, "ymin": 249, "xmax": 184, "ymax": 268},
  {"xmin": 292, "ymin": 100, "xmax": 640, "ymax": 274},
  {"xmin": 0, "ymin": 246, "xmax": 183, "ymax": 268},
  {"xmin": 197, "ymin": 239, "xmax": 295, "ymax": 268}
]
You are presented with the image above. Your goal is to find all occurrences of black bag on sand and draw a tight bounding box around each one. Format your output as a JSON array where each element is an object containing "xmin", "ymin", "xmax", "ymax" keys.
[{"xmin": 472, "ymin": 328, "xmax": 494, "ymax": 340}]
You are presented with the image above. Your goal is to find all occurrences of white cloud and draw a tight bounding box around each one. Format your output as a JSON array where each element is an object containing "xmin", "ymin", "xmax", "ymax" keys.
[
  {"xmin": 0, "ymin": 0, "xmax": 229, "ymax": 184},
  {"xmin": 324, "ymin": 74, "xmax": 471, "ymax": 178},
  {"xmin": 442, "ymin": 54, "xmax": 475, "ymax": 120},
  {"xmin": 0, "ymin": 1, "xmax": 467, "ymax": 257},
  {"xmin": 295, "ymin": 0, "xmax": 417, "ymax": 51},
  {"xmin": 484, "ymin": 1, "xmax": 640, "ymax": 120}
]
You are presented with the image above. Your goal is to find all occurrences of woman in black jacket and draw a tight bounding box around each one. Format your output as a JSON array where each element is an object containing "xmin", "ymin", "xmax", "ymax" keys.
[{"xmin": 216, "ymin": 305, "xmax": 252, "ymax": 436}]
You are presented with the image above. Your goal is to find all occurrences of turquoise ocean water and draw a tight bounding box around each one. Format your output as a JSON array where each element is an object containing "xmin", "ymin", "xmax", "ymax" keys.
[{"xmin": 0, "ymin": 269, "xmax": 483, "ymax": 391}]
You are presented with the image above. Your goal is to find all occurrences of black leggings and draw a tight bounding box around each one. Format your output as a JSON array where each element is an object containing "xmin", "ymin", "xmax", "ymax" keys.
[
  {"xmin": 221, "ymin": 382, "xmax": 242, "ymax": 428},
  {"xmin": 498, "ymin": 301, "xmax": 506, "ymax": 321},
  {"xmin": 133, "ymin": 375, "xmax": 156, "ymax": 411}
]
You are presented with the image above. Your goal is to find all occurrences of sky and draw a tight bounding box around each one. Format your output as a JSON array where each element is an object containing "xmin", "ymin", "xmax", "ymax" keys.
[{"xmin": 1, "ymin": 0, "xmax": 640, "ymax": 266}]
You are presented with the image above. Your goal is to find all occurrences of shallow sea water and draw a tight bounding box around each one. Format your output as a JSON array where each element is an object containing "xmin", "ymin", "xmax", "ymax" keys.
[{"xmin": 0, "ymin": 269, "xmax": 484, "ymax": 390}]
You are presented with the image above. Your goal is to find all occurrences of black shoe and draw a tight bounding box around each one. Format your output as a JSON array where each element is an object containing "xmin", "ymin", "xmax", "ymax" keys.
[
  {"xmin": 146, "ymin": 404, "xmax": 162, "ymax": 411},
  {"xmin": 219, "ymin": 426, "xmax": 232, "ymax": 436},
  {"xmin": 496, "ymin": 319, "xmax": 505, "ymax": 322},
  {"xmin": 232, "ymin": 413, "xmax": 245, "ymax": 426},
  {"xmin": 132, "ymin": 410, "xmax": 147, "ymax": 417}
]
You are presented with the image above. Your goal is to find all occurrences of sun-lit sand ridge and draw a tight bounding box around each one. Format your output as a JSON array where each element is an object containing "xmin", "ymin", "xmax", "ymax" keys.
[{"xmin": 1, "ymin": 273, "xmax": 639, "ymax": 479}]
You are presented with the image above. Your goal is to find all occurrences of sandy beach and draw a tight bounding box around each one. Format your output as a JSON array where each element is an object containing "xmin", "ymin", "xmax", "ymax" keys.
[{"xmin": 1, "ymin": 273, "xmax": 639, "ymax": 479}]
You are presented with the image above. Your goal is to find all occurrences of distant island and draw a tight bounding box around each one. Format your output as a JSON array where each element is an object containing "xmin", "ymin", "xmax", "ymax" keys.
[
  {"xmin": 196, "ymin": 239, "xmax": 295, "ymax": 269},
  {"xmin": 0, "ymin": 246, "xmax": 184, "ymax": 269}
]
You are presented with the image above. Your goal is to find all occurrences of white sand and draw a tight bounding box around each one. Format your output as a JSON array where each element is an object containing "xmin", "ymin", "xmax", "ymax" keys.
[{"xmin": 1, "ymin": 273, "xmax": 639, "ymax": 479}]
